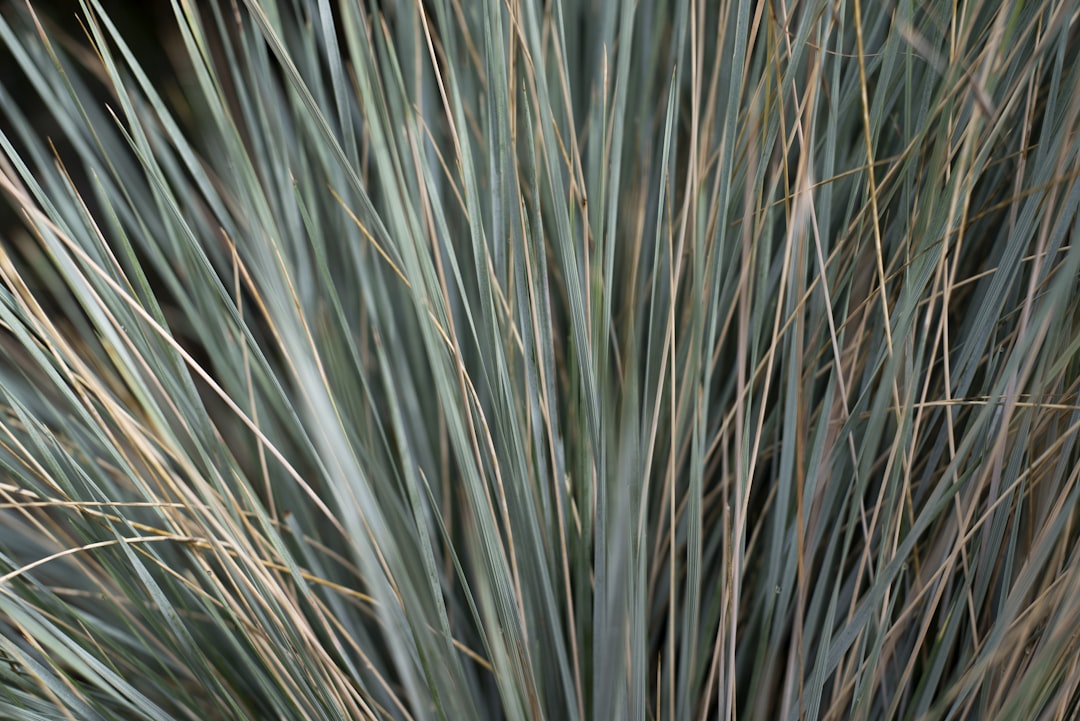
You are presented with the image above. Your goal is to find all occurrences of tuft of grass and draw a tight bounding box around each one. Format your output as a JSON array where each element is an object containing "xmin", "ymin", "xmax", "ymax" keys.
[{"xmin": 1, "ymin": 0, "xmax": 1079, "ymax": 719}]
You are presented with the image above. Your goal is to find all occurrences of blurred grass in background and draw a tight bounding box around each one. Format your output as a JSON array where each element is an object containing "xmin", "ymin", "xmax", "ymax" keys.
[{"xmin": 1, "ymin": 0, "xmax": 1079, "ymax": 719}]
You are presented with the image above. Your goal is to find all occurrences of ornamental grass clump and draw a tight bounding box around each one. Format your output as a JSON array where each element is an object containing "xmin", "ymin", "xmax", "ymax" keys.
[{"xmin": 1, "ymin": 1, "xmax": 1079, "ymax": 719}]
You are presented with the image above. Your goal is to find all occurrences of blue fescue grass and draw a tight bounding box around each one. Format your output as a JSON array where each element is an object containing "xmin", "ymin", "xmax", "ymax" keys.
[{"xmin": 1, "ymin": 0, "xmax": 1080, "ymax": 719}]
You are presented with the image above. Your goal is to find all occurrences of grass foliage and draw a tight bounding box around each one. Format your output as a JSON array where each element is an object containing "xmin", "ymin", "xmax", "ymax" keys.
[{"xmin": 2, "ymin": 0, "xmax": 1080, "ymax": 718}]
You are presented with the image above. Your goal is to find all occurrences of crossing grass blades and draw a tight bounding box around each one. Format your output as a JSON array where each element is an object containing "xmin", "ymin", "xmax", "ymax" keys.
[{"xmin": 1, "ymin": 0, "xmax": 1080, "ymax": 719}]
